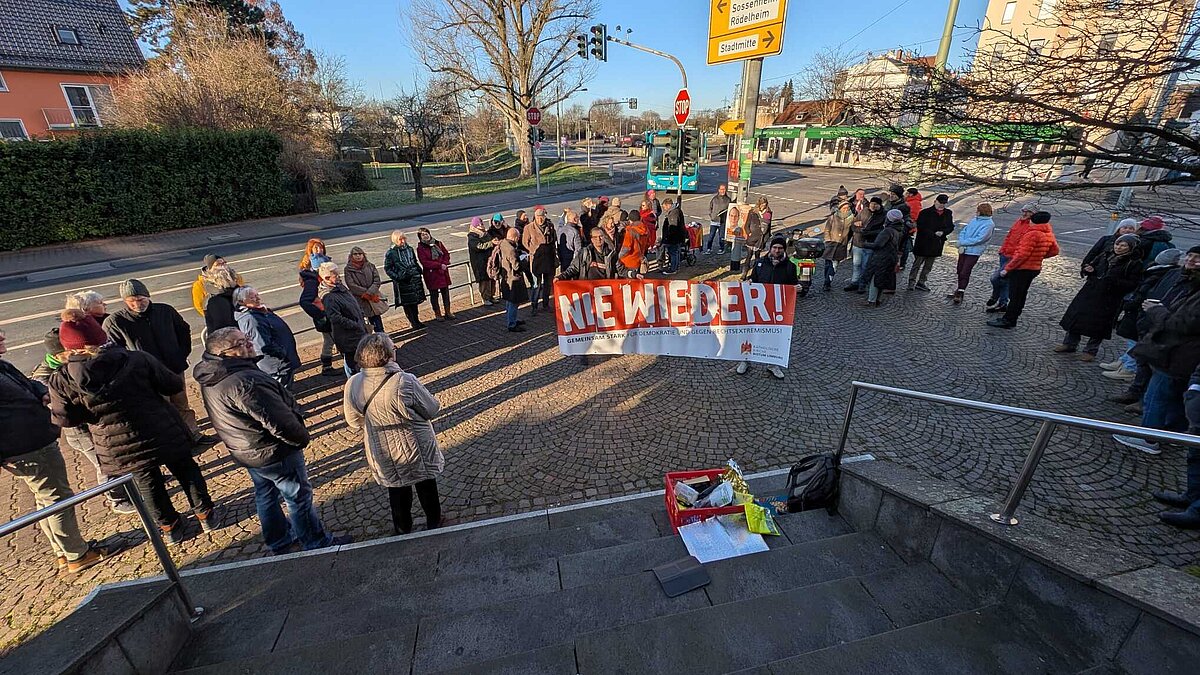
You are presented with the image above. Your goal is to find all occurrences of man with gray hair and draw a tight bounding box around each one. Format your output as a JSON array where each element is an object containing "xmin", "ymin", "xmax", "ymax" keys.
[
  {"xmin": 234, "ymin": 286, "xmax": 300, "ymax": 388},
  {"xmin": 194, "ymin": 327, "xmax": 350, "ymax": 554}
]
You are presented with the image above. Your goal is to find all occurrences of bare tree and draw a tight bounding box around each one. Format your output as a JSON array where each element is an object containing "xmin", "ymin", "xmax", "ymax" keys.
[
  {"xmin": 391, "ymin": 80, "xmax": 458, "ymax": 200},
  {"xmin": 311, "ymin": 51, "xmax": 364, "ymax": 159},
  {"xmin": 409, "ymin": 0, "xmax": 596, "ymax": 178},
  {"xmin": 851, "ymin": 0, "xmax": 1200, "ymax": 217},
  {"xmin": 588, "ymin": 97, "xmax": 622, "ymax": 136},
  {"xmin": 796, "ymin": 45, "xmax": 856, "ymax": 125}
]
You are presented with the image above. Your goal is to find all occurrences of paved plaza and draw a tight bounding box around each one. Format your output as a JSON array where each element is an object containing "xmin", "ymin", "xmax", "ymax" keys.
[{"xmin": 4, "ymin": 220, "xmax": 1200, "ymax": 651}]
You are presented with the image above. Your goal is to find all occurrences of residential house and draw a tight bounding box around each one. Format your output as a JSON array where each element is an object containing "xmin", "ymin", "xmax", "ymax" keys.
[
  {"xmin": 841, "ymin": 49, "xmax": 934, "ymax": 127},
  {"xmin": 0, "ymin": 0, "xmax": 144, "ymax": 141}
]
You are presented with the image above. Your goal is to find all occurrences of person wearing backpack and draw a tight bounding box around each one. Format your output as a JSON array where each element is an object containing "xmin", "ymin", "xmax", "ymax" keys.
[{"xmin": 468, "ymin": 217, "xmax": 498, "ymax": 305}]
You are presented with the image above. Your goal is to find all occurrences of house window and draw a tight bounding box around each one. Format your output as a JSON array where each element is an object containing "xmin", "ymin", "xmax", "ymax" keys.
[
  {"xmin": 55, "ymin": 27, "xmax": 81, "ymax": 45},
  {"xmin": 0, "ymin": 120, "xmax": 28, "ymax": 141},
  {"xmin": 0, "ymin": 71, "xmax": 6, "ymax": 92},
  {"xmin": 1001, "ymin": 1, "xmax": 1017, "ymax": 24},
  {"xmin": 61, "ymin": 84, "xmax": 111, "ymax": 127},
  {"xmin": 1029, "ymin": 39, "xmax": 1047, "ymax": 61},
  {"xmin": 1038, "ymin": 0, "xmax": 1057, "ymax": 19},
  {"xmin": 1099, "ymin": 32, "xmax": 1118, "ymax": 54}
]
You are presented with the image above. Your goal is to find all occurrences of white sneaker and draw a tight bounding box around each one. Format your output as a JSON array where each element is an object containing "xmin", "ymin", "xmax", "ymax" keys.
[
  {"xmin": 1112, "ymin": 434, "xmax": 1162, "ymax": 455},
  {"xmin": 1098, "ymin": 360, "xmax": 1122, "ymax": 371},
  {"xmin": 1102, "ymin": 366, "xmax": 1136, "ymax": 381},
  {"xmin": 768, "ymin": 365, "xmax": 785, "ymax": 379},
  {"xmin": 735, "ymin": 361, "xmax": 748, "ymax": 375}
]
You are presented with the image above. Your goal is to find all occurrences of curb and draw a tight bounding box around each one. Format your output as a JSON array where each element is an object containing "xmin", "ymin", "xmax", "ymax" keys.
[{"xmin": 0, "ymin": 176, "xmax": 642, "ymax": 285}]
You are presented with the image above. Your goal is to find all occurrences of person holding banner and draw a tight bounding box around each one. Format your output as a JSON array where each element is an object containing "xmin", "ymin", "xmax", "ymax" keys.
[
  {"xmin": 619, "ymin": 212, "xmax": 650, "ymax": 275},
  {"xmin": 736, "ymin": 236, "xmax": 798, "ymax": 380},
  {"xmin": 558, "ymin": 228, "xmax": 643, "ymax": 281},
  {"xmin": 498, "ymin": 228, "xmax": 530, "ymax": 332}
]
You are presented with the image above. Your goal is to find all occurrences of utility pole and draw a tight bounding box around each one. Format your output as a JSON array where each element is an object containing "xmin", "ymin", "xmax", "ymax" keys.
[
  {"xmin": 908, "ymin": 0, "xmax": 961, "ymax": 186},
  {"xmin": 733, "ymin": 58, "xmax": 763, "ymax": 203}
]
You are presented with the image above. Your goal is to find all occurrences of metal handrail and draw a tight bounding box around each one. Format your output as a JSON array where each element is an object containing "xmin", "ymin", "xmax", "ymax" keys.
[
  {"xmin": 836, "ymin": 381, "xmax": 1200, "ymax": 526},
  {"xmin": 0, "ymin": 473, "xmax": 203, "ymax": 619}
]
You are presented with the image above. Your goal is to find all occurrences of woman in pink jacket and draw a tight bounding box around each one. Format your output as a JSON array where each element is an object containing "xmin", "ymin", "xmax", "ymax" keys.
[{"xmin": 416, "ymin": 227, "xmax": 454, "ymax": 321}]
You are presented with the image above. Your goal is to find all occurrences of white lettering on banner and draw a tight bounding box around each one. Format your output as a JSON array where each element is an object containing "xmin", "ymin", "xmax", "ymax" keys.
[
  {"xmin": 669, "ymin": 280, "xmax": 690, "ymax": 323},
  {"xmin": 622, "ymin": 284, "xmax": 657, "ymax": 324},
  {"xmin": 692, "ymin": 283, "xmax": 718, "ymax": 323},
  {"xmin": 719, "ymin": 284, "xmax": 743, "ymax": 322},
  {"xmin": 594, "ymin": 285, "xmax": 616, "ymax": 329}
]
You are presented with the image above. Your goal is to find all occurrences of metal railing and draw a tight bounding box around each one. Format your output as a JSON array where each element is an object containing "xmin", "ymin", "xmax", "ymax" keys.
[
  {"xmin": 0, "ymin": 474, "xmax": 203, "ymax": 619},
  {"xmin": 836, "ymin": 381, "xmax": 1200, "ymax": 526}
]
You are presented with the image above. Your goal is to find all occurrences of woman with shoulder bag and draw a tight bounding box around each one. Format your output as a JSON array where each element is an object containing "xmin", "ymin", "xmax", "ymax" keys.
[{"xmin": 343, "ymin": 334, "xmax": 444, "ymax": 535}]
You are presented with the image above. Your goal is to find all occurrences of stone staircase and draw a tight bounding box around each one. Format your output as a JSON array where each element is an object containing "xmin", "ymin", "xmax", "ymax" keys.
[{"xmin": 8, "ymin": 461, "xmax": 1200, "ymax": 674}]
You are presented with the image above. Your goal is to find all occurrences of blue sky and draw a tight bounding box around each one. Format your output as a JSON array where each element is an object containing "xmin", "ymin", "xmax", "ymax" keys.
[{"xmin": 277, "ymin": 0, "xmax": 990, "ymax": 116}]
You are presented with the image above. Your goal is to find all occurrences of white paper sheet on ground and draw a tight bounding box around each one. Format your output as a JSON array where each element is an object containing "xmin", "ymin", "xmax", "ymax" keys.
[{"xmin": 678, "ymin": 515, "xmax": 769, "ymax": 563}]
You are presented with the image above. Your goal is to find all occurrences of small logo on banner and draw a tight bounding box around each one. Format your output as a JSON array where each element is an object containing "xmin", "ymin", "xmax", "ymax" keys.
[{"xmin": 740, "ymin": 341, "xmax": 753, "ymax": 355}]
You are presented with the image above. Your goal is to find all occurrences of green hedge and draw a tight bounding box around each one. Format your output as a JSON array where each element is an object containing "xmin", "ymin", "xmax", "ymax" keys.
[{"xmin": 0, "ymin": 128, "xmax": 294, "ymax": 250}]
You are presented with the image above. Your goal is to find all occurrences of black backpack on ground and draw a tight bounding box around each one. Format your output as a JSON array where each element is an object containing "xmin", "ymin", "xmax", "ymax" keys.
[{"xmin": 784, "ymin": 453, "xmax": 839, "ymax": 513}]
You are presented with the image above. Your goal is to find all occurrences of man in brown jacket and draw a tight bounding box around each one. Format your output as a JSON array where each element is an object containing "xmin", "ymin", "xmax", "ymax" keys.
[{"xmin": 521, "ymin": 207, "xmax": 557, "ymax": 313}]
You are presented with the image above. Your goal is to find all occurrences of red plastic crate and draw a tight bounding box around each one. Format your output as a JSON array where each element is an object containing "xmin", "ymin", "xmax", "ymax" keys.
[{"xmin": 665, "ymin": 469, "xmax": 744, "ymax": 533}]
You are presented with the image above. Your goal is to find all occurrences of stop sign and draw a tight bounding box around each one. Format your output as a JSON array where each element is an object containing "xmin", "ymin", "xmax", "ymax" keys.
[
  {"xmin": 526, "ymin": 107, "xmax": 542, "ymax": 126},
  {"xmin": 673, "ymin": 89, "xmax": 691, "ymax": 127}
]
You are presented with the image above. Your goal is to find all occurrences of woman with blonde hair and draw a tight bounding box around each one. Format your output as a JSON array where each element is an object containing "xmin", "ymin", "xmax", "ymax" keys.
[
  {"xmin": 298, "ymin": 238, "xmax": 338, "ymax": 375},
  {"xmin": 384, "ymin": 231, "xmax": 427, "ymax": 329},
  {"xmin": 949, "ymin": 202, "xmax": 997, "ymax": 304}
]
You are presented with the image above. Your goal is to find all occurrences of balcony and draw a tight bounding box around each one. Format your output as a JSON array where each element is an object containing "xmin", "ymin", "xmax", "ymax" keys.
[{"xmin": 42, "ymin": 106, "xmax": 102, "ymax": 130}]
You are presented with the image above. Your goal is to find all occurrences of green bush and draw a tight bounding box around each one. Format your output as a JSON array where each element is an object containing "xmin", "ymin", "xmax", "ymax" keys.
[
  {"xmin": 0, "ymin": 128, "xmax": 293, "ymax": 250},
  {"xmin": 332, "ymin": 161, "xmax": 371, "ymax": 192}
]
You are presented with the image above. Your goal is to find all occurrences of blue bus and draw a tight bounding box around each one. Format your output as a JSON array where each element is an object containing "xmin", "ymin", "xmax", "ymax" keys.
[{"xmin": 644, "ymin": 129, "xmax": 704, "ymax": 193}]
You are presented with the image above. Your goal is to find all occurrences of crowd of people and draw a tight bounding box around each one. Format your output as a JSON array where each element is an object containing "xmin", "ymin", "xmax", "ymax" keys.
[{"xmin": 4, "ymin": 181, "xmax": 1200, "ymax": 584}]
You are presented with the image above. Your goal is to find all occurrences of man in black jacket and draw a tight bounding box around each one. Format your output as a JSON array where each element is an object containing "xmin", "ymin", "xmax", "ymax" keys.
[
  {"xmin": 103, "ymin": 279, "xmax": 211, "ymax": 444},
  {"xmin": 0, "ymin": 329, "xmax": 124, "ymax": 573},
  {"xmin": 660, "ymin": 198, "xmax": 688, "ymax": 274},
  {"xmin": 557, "ymin": 228, "xmax": 642, "ymax": 281},
  {"xmin": 735, "ymin": 237, "xmax": 797, "ymax": 381},
  {"xmin": 908, "ymin": 194, "xmax": 954, "ymax": 292},
  {"xmin": 195, "ymin": 328, "xmax": 350, "ymax": 554}
]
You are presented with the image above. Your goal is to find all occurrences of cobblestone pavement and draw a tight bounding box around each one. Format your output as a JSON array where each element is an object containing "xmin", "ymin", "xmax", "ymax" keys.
[{"xmin": 3, "ymin": 249, "xmax": 1199, "ymax": 650}]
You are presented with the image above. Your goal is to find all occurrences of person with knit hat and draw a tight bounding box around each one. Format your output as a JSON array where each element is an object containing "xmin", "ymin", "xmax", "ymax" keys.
[
  {"xmin": 987, "ymin": 211, "xmax": 1060, "ymax": 329},
  {"xmin": 1107, "ymin": 248, "xmax": 1185, "ymax": 395},
  {"xmin": 49, "ymin": 314, "xmax": 221, "ymax": 546},
  {"xmin": 1, "ymin": 328, "xmax": 128, "ymax": 573},
  {"xmin": 103, "ymin": 279, "xmax": 213, "ymax": 445},
  {"xmin": 988, "ymin": 203, "xmax": 1037, "ymax": 313},
  {"xmin": 1084, "ymin": 219, "xmax": 1139, "ymax": 277},
  {"xmin": 468, "ymin": 216, "xmax": 499, "ymax": 305},
  {"xmin": 734, "ymin": 236, "xmax": 797, "ymax": 380},
  {"xmin": 858, "ymin": 208, "xmax": 906, "ymax": 306},
  {"xmin": 1135, "ymin": 216, "xmax": 1175, "ymax": 269},
  {"xmin": 190, "ymin": 254, "xmax": 245, "ymax": 317},
  {"xmin": 1114, "ymin": 246, "xmax": 1200, "ymax": 458},
  {"xmin": 30, "ymin": 326, "xmax": 136, "ymax": 514},
  {"xmin": 1055, "ymin": 233, "xmax": 1143, "ymax": 361}
]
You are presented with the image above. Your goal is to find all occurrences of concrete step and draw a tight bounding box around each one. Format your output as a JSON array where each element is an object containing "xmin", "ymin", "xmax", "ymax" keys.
[
  {"xmin": 409, "ymin": 570, "xmax": 710, "ymax": 673},
  {"xmin": 429, "ymin": 643, "xmax": 577, "ymax": 674},
  {"xmin": 435, "ymin": 512, "xmax": 662, "ymax": 578},
  {"xmin": 574, "ymin": 562, "xmax": 980, "ymax": 674},
  {"xmin": 174, "ymin": 624, "xmax": 417, "ymax": 675},
  {"xmin": 756, "ymin": 605, "xmax": 1081, "ymax": 674}
]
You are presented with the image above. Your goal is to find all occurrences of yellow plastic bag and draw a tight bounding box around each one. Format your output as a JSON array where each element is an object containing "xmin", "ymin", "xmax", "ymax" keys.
[{"xmin": 744, "ymin": 502, "xmax": 782, "ymax": 536}]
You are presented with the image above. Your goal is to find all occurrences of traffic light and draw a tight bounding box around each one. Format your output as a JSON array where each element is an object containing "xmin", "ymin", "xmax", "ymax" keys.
[
  {"xmin": 527, "ymin": 127, "xmax": 538, "ymax": 145},
  {"xmin": 662, "ymin": 129, "xmax": 680, "ymax": 168},
  {"xmin": 629, "ymin": 98, "xmax": 637, "ymax": 110},
  {"xmin": 575, "ymin": 33, "xmax": 588, "ymax": 59},
  {"xmin": 589, "ymin": 24, "xmax": 607, "ymax": 61},
  {"xmin": 537, "ymin": 128, "xmax": 546, "ymax": 143},
  {"xmin": 679, "ymin": 129, "xmax": 699, "ymax": 160}
]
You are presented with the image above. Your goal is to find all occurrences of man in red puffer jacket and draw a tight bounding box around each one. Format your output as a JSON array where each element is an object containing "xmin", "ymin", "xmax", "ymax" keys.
[
  {"xmin": 988, "ymin": 211, "xmax": 1059, "ymax": 329},
  {"xmin": 987, "ymin": 203, "xmax": 1037, "ymax": 313}
]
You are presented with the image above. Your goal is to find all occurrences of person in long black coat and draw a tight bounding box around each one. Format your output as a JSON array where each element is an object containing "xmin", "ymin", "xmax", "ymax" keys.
[
  {"xmin": 908, "ymin": 194, "xmax": 954, "ymax": 291},
  {"xmin": 1057, "ymin": 234, "xmax": 1143, "ymax": 359},
  {"xmin": 860, "ymin": 209, "xmax": 905, "ymax": 306}
]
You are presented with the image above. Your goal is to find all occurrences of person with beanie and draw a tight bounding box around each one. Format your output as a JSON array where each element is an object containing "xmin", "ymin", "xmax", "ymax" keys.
[
  {"xmin": 103, "ymin": 279, "xmax": 213, "ymax": 445},
  {"xmin": 885, "ymin": 184, "xmax": 915, "ymax": 271},
  {"xmin": 468, "ymin": 216, "xmax": 499, "ymax": 305},
  {"xmin": 909, "ymin": 193, "xmax": 954, "ymax": 292},
  {"xmin": 30, "ymin": 326, "xmax": 135, "ymax": 514},
  {"xmin": 49, "ymin": 312, "xmax": 220, "ymax": 546},
  {"xmin": 1106, "ymin": 248, "xmax": 1185, "ymax": 396},
  {"xmin": 828, "ymin": 185, "xmax": 850, "ymax": 212},
  {"xmin": 735, "ymin": 237, "xmax": 797, "ymax": 380},
  {"xmin": 298, "ymin": 238, "xmax": 339, "ymax": 376},
  {"xmin": 1113, "ymin": 246, "xmax": 1200, "ymax": 457},
  {"xmin": 948, "ymin": 203, "xmax": 996, "ymax": 304},
  {"xmin": 1084, "ymin": 219, "xmax": 1139, "ymax": 276},
  {"xmin": 190, "ymin": 254, "xmax": 245, "ymax": 317},
  {"xmin": 1055, "ymin": 233, "xmax": 1143, "ymax": 361},
  {"xmin": 859, "ymin": 209, "xmax": 905, "ymax": 306},
  {"xmin": 988, "ymin": 203, "xmax": 1037, "ymax": 313},
  {"xmin": 1, "ymin": 328, "xmax": 127, "ymax": 573},
  {"xmin": 987, "ymin": 211, "xmax": 1060, "ymax": 329},
  {"xmin": 1135, "ymin": 216, "xmax": 1175, "ymax": 268}
]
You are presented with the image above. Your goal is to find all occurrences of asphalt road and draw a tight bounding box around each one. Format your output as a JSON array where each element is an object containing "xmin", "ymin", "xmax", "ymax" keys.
[{"xmin": 4, "ymin": 162, "xmax": 1195, "ymax": 374}]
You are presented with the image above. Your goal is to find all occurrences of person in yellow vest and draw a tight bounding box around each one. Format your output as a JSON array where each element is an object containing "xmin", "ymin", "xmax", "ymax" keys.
[{"xmin": 191, "ymin": 254, "xmax": 245, "ymax": 316}]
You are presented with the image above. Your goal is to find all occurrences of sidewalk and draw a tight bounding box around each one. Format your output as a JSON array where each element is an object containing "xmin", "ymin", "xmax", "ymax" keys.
[{"xmin": 0, "ymin": 175, "xmax": 639, "ymax": 283}]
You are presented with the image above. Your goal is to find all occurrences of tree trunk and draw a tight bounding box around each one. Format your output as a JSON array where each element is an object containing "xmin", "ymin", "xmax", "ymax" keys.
[
  {"xmin": 410, "ymin": 162, "xmax": 424, "ymax": 200},
  {"xmin": 509, "ymin": 118, "xmax": 534, "ymax": 178}
]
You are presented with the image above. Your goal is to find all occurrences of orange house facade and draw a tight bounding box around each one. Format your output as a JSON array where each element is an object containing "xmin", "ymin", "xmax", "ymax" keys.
[{"xmin": 0, "ymin": 0, "xmax": 144, "ymax": 141}]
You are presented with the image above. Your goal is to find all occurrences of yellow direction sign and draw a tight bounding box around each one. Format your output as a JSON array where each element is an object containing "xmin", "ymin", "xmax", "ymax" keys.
[
  {"xmin": 708, "ymin": 0, "xmax": 787, "ymax": 65},
  {"xmin": 720, "ymin": 119, "xmax": 745, "ymax": 135}
]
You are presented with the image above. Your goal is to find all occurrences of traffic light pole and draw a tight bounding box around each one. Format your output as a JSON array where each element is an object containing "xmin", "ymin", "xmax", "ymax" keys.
[{"xmin": 733, "ymin": 58, "xmax": 763, "ymax": 204}]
